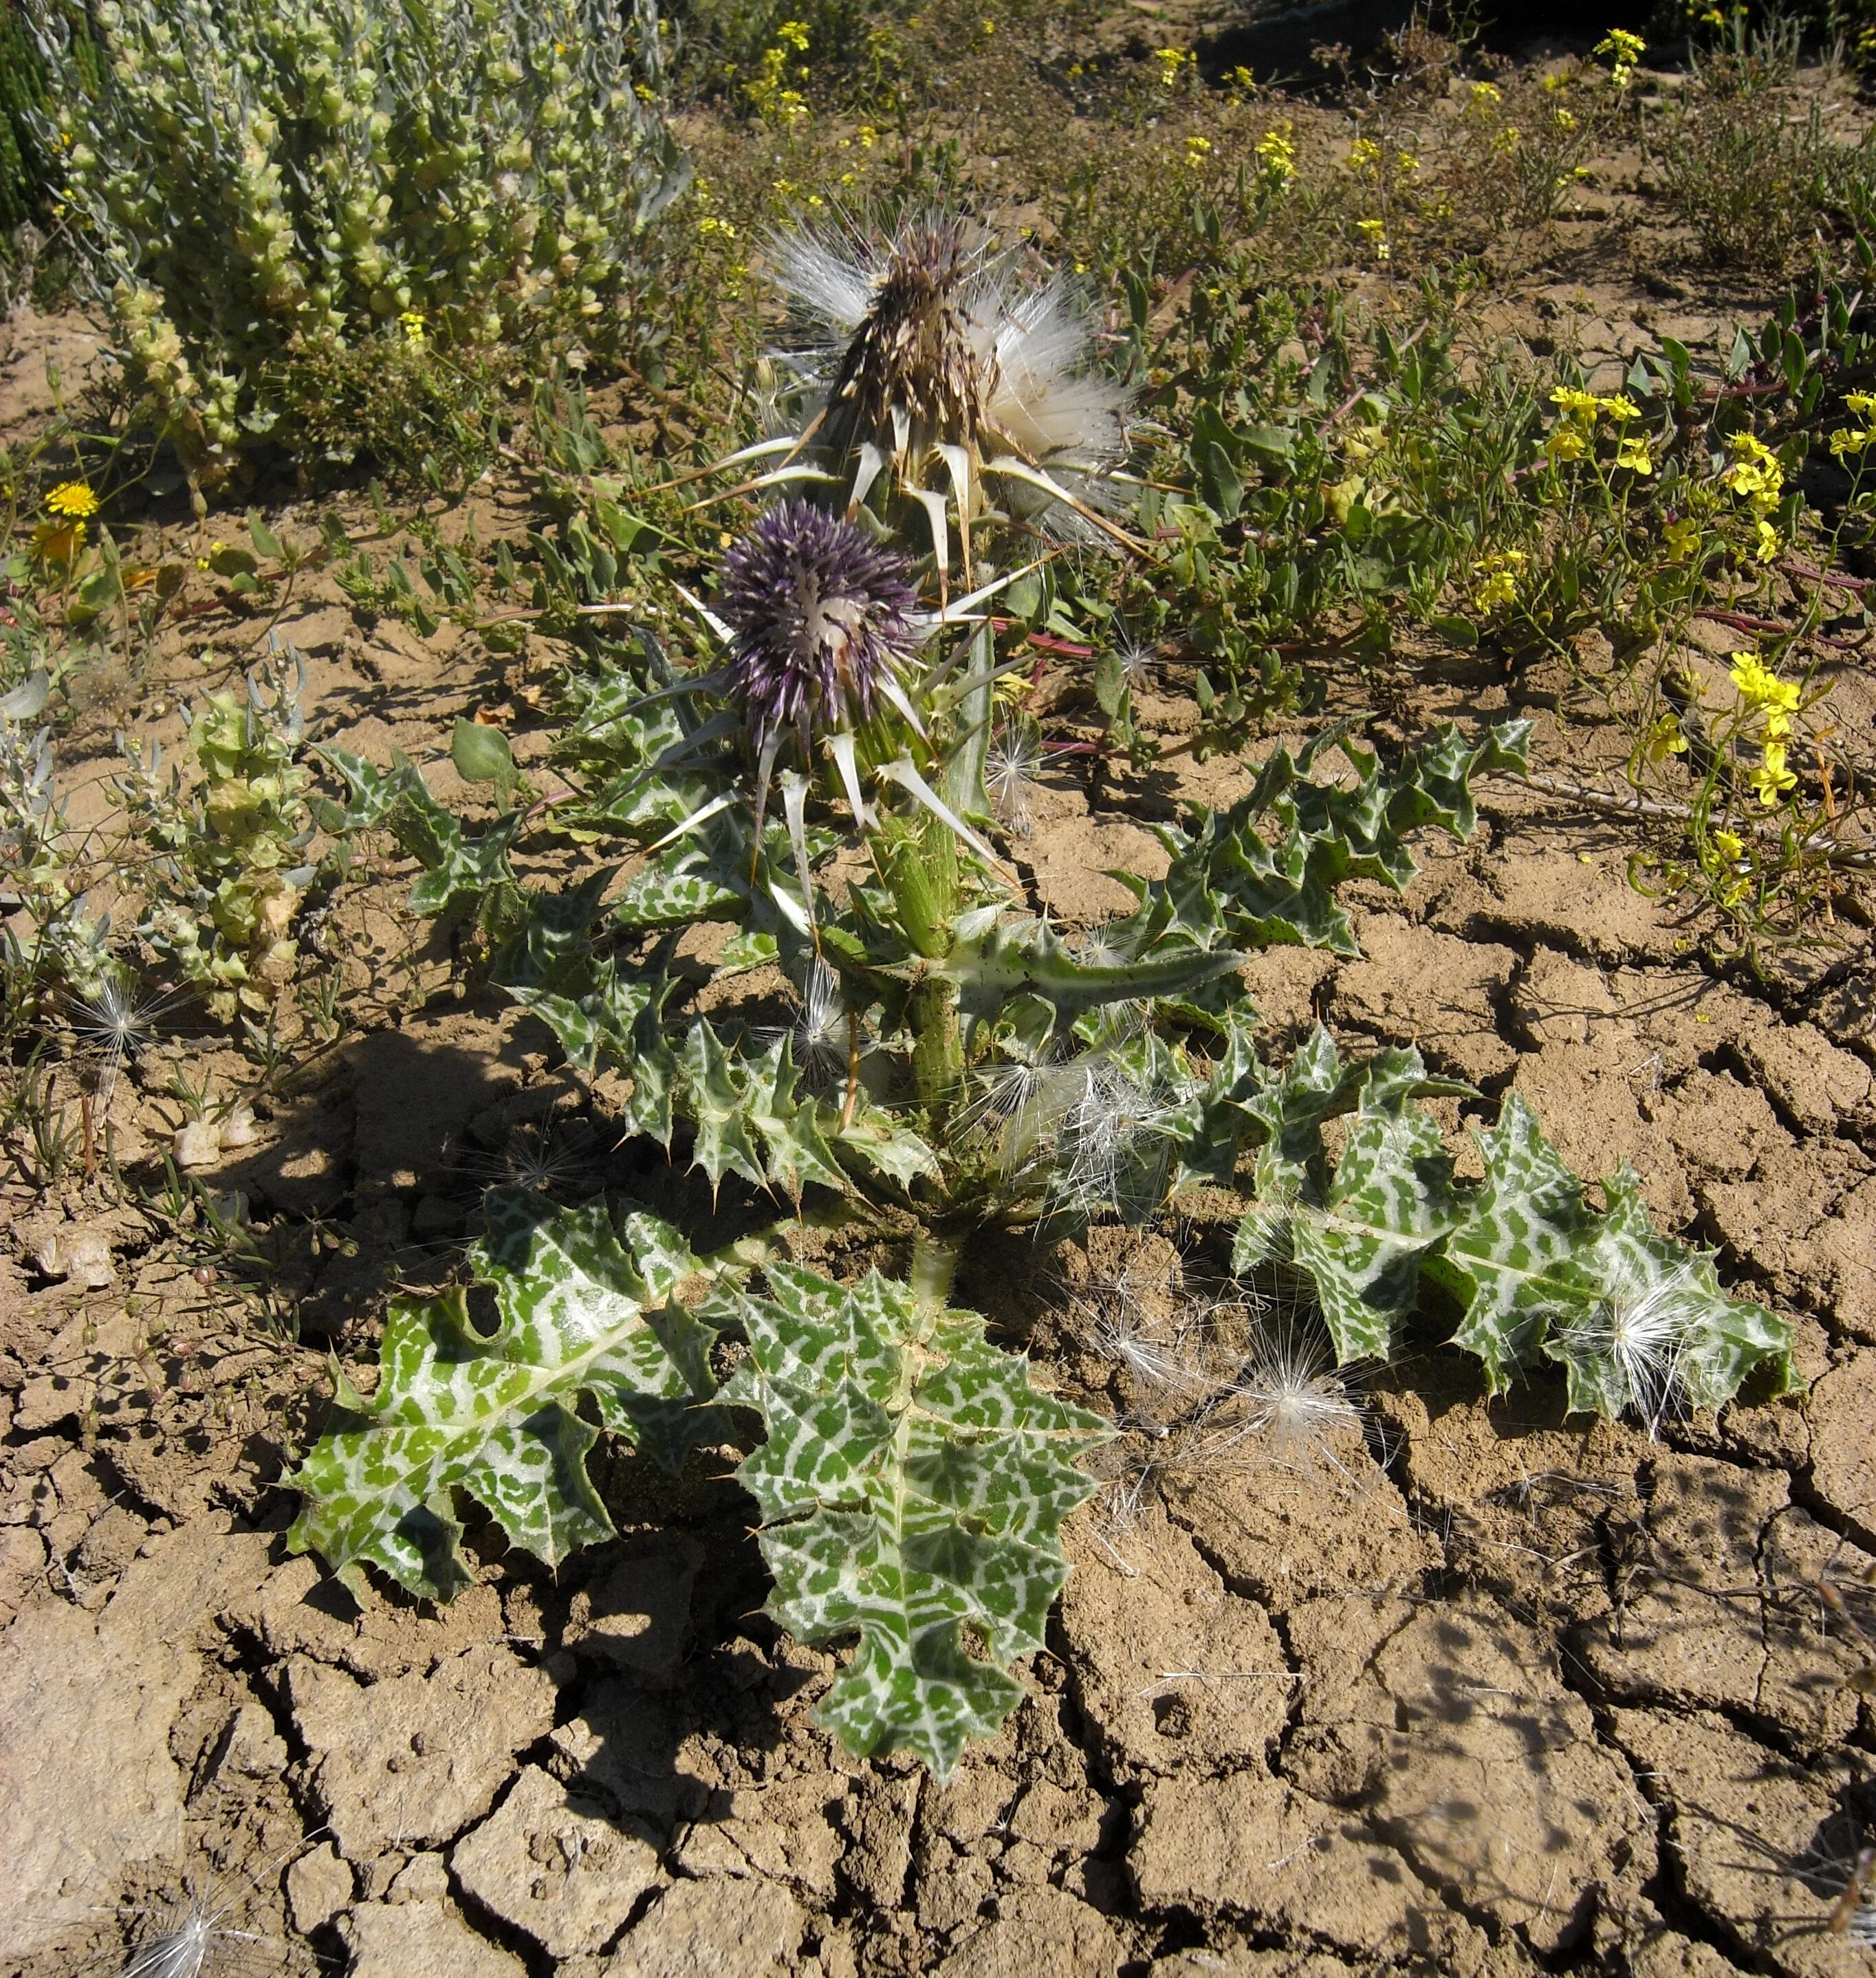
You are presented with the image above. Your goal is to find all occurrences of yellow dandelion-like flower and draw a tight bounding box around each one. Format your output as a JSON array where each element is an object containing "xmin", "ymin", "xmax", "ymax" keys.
[{"xmin": 45, "ymin": 479, "xmax": 100, "ymax": 520}]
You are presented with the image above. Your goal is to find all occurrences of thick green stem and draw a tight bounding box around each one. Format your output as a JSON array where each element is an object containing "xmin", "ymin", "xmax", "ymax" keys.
[{"xmin": 910, "ymin": 1228, "xmax": 961, "ymax": 1313}]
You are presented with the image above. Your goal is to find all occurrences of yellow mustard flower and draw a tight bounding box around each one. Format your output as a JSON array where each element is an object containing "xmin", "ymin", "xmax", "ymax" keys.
[
  {"xmin": 1730, "ymin": 651, "xmax": 1800, "ymax": 738},
  {"xmin": 1846, "ymin": 390, "xmax": 1876, "ymax": 415},
  {"xmin": 1616, "ymin": 437, "xmax": 1654, "ymax": 474},
  {"xmin": 775, "ymin": 18, "xmax": 809, "ymax": 51},
  {"xmin": 1185, "ymin": 134, "xmax": 1213, "ymax": 165},
  {"xmin": 1153, "ymin": 46, "xmax": 1192, "ymax": 88},
  {"xmin": 1752, "ymin": 739, "xmax": 1796, "ymax": 807},
  {"xmin": 1548, "ymin": 426, "xmax": 1589, "ymax": 462},
  {"xmin": 1721, "ymin": 432, "xmax": 1782, "ymax": 512},
  {"xmin": 1346, "ymin": 137, "xmax": 1381, "ymax": 171},
  {"xmin": 1550, "ymin": 384, "xmax": 1601, "ymax": 422},
  {"xmin": 1712, "ymin": 828, "xmax": 1744, "ymax": 860},
  {"xmin": 1830, "ymin": 426, "xmax": 1874, "ymax": 459},
  {"xmin": 1256, "ymin": 124, "xmax": 1296, "ymax": 182},
  {"xmin": 1644, "ymin": 712, "xmax": 1688, "ymax": 762},
  {"xmin": 1597, "ymin": 393, "xmax": 1640, "ymax": 422},
  {"xmin": 1663, "ymin": 517, "xmax": 1700, "ymax": 561}
]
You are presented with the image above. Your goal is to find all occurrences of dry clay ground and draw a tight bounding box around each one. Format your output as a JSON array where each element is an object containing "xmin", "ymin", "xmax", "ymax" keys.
[{"xmin": 6, "ymin": 127, "xmax": 1876, "ymax": 1978}]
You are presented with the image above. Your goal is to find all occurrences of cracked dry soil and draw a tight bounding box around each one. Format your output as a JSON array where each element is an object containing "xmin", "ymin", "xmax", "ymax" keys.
[
  {"xmin": 3, "ymin": 657, "xmax": 1874, "ymax": 1978},
  {"xmin": 5, "ymin": 131, "xmax": 1876, "ymax": 1977}
]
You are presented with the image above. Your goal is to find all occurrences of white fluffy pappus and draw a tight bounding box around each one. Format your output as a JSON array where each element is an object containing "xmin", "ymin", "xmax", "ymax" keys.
[{"xmin": 765, "ymin": 209, "xmax": 1132, "ymax": 544}]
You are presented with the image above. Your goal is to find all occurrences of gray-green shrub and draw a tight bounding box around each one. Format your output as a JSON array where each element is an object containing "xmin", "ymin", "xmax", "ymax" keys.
[{"xmin": 25, "ymin": 0, "xmax": 689, "ymax": 475}]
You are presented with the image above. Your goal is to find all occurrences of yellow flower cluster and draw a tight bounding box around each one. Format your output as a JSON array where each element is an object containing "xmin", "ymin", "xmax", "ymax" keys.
[
  {"xmin": 1595, "ymin": 29, "xmax": 1646, "ymax": 87},
  {"xmin": 1184, "ymin": 134, "xmax": 1212, "ymax": 167},
  {"xmin": 1829, "ymin": 391, "xmax": 1876, "ymax": 461},
  {"xmin": 1547, "ymin": 385, "xmax": 1642, "ymax": 463},
  {"xmin": 1720, "ymin": 432, "xmax": 1782, "ymax": 514},
  {"xmin": 1153, "ymin": 46, "xmax": 1194, "ymax": 89},
  {"xmin": 1255, "ymin": 123, "xmax": 1296, "ymax": 184},
  {"xmin": 1729, "ymin": 651, "xmax": 1800, "ymax": 806},
  {"xmin": 1471, "ymin": 547, "xmax": 1527, "ymax": 614}
]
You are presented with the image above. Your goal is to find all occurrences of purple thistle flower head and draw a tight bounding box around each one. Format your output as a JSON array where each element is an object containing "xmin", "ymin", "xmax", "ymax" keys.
[{"xmin": 719, "ymin": 500, "xmax": 919, "ymax": 743}]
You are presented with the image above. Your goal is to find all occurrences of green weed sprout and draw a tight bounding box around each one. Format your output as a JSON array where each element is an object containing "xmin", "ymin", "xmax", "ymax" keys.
[{"xmin": 291, "ymin": 209, "xmax": 1796, "ymax": 1777}]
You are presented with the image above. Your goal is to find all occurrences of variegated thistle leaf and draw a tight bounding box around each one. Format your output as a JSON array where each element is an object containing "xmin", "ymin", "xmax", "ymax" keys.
[
  {"xmin": 1540, "ymin": 1171, "xmax": 1796, "ymax": 1430},
  {"xmin": 1436, "ymin": 1095, "xmax": 1601, "ymax": 1393},
  {"xmin": 1117, "ymin": 719, "xmax": 1531, "ymax": 959},
  {"xmin": 1234, "ymin": 1033, "xmax": 1465, "ymax": 1362},
  {"xmin": 1231, "ymin": 1054, "xmax": 1795, "ymax": 1425},
  {"xmin": 289, "ymin": 1189, "xmax": 723, "ymax": 1602},
  {"xmin": 720, "ymin": 1263, "xmax": 1110, "ymax": 1778}
]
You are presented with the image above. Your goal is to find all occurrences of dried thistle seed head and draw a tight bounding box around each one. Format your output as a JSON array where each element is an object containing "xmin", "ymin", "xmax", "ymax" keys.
[
  {"xmin": 1553, "ymin": 1255, "xmax": 1701, "ymax": 1438},
  {"xmin": 786, "ymin": 956, "xmax": 849, "ymax": 1083},
  {"xmin": 831, "ymin": 214, "xmax": 988, "ymax": 457},
  {"xmin": 719, "ymin": 500, "xmax": 919, "ymax": 745},
  {"xmin": 769, "ymin": 210, "xmax": 1129, "ymax": 531}
]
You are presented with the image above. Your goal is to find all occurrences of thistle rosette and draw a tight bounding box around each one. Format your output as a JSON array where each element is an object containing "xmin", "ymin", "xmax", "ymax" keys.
[{"xmin": 720, "ymin": 501, "xmax": 919, "ymax": 753}]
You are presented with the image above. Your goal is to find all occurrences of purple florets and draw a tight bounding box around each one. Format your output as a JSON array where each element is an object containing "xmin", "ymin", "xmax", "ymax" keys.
[{"xmin": 719, "ymin": 501, "xmax": 919, "ymax": 743}]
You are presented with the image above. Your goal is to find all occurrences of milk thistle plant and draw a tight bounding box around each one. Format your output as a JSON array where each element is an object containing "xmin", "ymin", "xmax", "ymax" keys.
[{"xmin": 290, "ymin": 213, "xmax": 1796, "ymax": 1778}]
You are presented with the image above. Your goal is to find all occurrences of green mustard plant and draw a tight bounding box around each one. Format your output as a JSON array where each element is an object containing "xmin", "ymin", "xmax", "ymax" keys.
[{"xmin": 291, "ymin": 212, "xmax": 1797, "ymax": 1777}]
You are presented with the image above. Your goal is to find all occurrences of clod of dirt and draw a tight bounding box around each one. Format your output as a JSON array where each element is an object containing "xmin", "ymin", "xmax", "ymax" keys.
[
  {"xmin": 1059, "ymin": 1510, "xmax": 1291, "ymax": 1780},
  {"xmin": 285, "ymin": 1840, "xmax": 353, "ymax": 1934},
  {"xmin": 339, "ymin": 1893, "xmax": 528, "ymax": 1977},
  {"xmin": 562, "ymin": 1532, "xmax": 705, "ymax": 1684},
  {"xmin": 1611, "ymin": 1707, "xmax": 1873, "ymax": 1978},
  {"xmin": 1332, "ymin": 916, "xmax": 1520, "ymax": 1084},
  {"xmin": 450, "ymin": 1764, "xmax": 664, "ymax": 1957},
  {"xmin": 1357, "ymin": 1601, "xmax": 1653, "ymax": 1954},
  {"xmin": 226, "ymin": 1552, "xmax": 508, "ymax": 1679},
  {"xmin": 1164, "ymin": 1456, "xmax": 1437, "ymax": 1609},
  {"xmin": 1805, "ymin": 1349, "xmax": 1876, "ymax": 1547},
  {"xmin": 673, "ymin": 1767, "xmax": 848, "ymax": 1899},
  {"xmin": 287, "ymin": 1641, "xmax": 557, "ymax": 1858},
  {"xmin": 1571, "ymin": 1453, "xmax": 1874, "ymax": 1754},
  {"xmin": 0, "ymin": 1517, "xmax": 275, "ymax": 1959},
  {"xmin": 1132, "ymin": 1764, "xmax": 1434, "ymax": 1957},
  {"xmin": 600, "ymin": 1871, "xmax": 805, "ymax": 1976},
  {"xmin": 28, "ymin": 1223, "xmax": 116, "ymax": 1288},
  {"xmin": 930, "ymin": 1882, "xmax": 1122, "ymax": 1978}
]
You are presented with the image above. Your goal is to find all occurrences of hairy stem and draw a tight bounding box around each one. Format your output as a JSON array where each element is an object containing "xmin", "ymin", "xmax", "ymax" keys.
[{"xmin": 910, "ymin": 1228, "xmax": 961, "ymax": 1312}]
